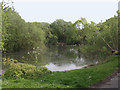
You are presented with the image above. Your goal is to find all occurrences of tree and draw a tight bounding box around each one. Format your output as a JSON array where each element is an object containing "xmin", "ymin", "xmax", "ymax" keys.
[
  {"xmin": 50, "ymin": 19, "xmax": 78, "ymax": 45},
  {"xmin": 2, "ymin": 1, "xmax": 46, "ymax": 52}
]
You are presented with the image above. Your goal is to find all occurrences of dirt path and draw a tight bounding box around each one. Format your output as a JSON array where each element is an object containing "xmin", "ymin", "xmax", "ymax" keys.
[
  {"xmin": 91, "ymin": 69, "xmax": 120, "ymax": 88},
  {"xmin": 98, "ymin": 72, "xmax": 120, "ymax": 88}
]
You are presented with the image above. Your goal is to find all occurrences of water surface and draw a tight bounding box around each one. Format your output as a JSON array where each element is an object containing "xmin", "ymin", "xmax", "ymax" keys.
[{"xmin": 3, "ymin": 45, "xmax": 108, "ymax": 71}]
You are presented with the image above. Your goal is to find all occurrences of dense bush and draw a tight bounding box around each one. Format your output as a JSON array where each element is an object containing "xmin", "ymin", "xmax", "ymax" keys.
[{"xmin": 2, "ymin": 58, "xmax": 51, "ymax": 79}]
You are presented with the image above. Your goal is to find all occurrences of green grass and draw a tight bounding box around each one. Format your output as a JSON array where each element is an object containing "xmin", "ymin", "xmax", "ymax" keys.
[
  {"xmin": 2, "ymin": 79, "xmax": 69, "ymax": 88},
  {"xmin": 2, "ymin": 55, "xmax": 119, "ymax": 88}
]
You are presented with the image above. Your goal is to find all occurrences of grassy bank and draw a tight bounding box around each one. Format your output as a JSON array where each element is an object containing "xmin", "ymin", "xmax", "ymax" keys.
[{"xmin": 2, "ymin": 55, "xmax": 119, "ymax": 88}]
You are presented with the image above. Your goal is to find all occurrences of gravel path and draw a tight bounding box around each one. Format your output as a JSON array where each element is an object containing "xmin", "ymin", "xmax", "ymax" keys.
[{"xmin": 91, "ymin": 70, "xmax": 120, "ymax": 88}]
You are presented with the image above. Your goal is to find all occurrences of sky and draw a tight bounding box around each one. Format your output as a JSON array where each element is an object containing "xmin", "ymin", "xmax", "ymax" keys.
[{"xmin": 7, "ymin": 0, "xmax": 119, "ymax": 24}]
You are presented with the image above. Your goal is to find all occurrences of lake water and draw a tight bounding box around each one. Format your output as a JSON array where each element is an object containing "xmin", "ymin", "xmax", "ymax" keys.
[{"xmin": 3, "ymin": 45, "xmax": 108, "ymax": 71}]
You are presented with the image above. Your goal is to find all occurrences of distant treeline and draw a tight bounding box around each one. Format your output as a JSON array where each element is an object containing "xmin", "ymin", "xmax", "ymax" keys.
[{"xmin": 2, "ymin": 1, "xmax": 119, "ymax": 54}]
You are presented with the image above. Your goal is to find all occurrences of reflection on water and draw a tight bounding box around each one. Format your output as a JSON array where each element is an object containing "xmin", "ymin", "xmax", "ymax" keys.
[
  {"xmin": 3, "ymin": 45, "xmax": 108, "ymax": 71},
  {"xmin": 45, "ymin": 63, "xmax": 88, "ymax": 71}
]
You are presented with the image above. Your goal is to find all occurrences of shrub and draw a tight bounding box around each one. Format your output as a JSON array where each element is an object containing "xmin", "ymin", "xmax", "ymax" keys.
[{"xmin": 2, "ymin": 58, "xmax": 51, "ymax": 79}]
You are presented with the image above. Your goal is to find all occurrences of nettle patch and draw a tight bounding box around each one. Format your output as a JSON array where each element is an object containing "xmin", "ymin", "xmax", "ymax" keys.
[{"xmin": 2, "ymin": 58, "xmax": 51, "ymax": 79}]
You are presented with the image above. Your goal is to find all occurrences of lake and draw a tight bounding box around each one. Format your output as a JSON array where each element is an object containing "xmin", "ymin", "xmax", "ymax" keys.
[{"xmin": 3, "ymin": 45, "xmax": 108, "ymax": 71}]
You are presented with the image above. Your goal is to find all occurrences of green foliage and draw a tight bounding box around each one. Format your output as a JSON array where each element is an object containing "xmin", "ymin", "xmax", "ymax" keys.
[
  {"xmin": 2, "ymin": 1, "xmax": 46, "ymax": 53},
  {"xmin": 0, "ymin": 3, "xmax": 2, "ymax": 51},
  {"xmin": 0, "ymin": 79, "xmax": 1, "ymax": 90},
  {"xmin": 2, "ymin": 9, "xmax": 46, "ymax": 52},
  {"xmin": 74, "ymin": 15, "xmax": 118, "ymax": 54},
  {"xmin": 118, "ymin": 10, "xmax": 120, "ymax": 50},
  {"xmin": 2, "ymin": 58, "xmax": 51, "ymax": 79},
  {"xmin": 46, "ymin": 32, "xmax": 58, "ymax": 45},
  {"xmin": 26, "ymin": 22, "xmax": 46, "ymax": 50},
  {"xmin": 102, "ymin": 16, "xmax": 118, "ymax": 50},
  {"xmin": 50, "ymin": 19, "xmax": 79, "ymax": 45}
]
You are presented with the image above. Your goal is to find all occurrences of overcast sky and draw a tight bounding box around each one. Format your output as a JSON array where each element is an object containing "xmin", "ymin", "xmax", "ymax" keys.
[{"xmin": 9, "ymin": 0, "xmax": 119, "ymax": 23}]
